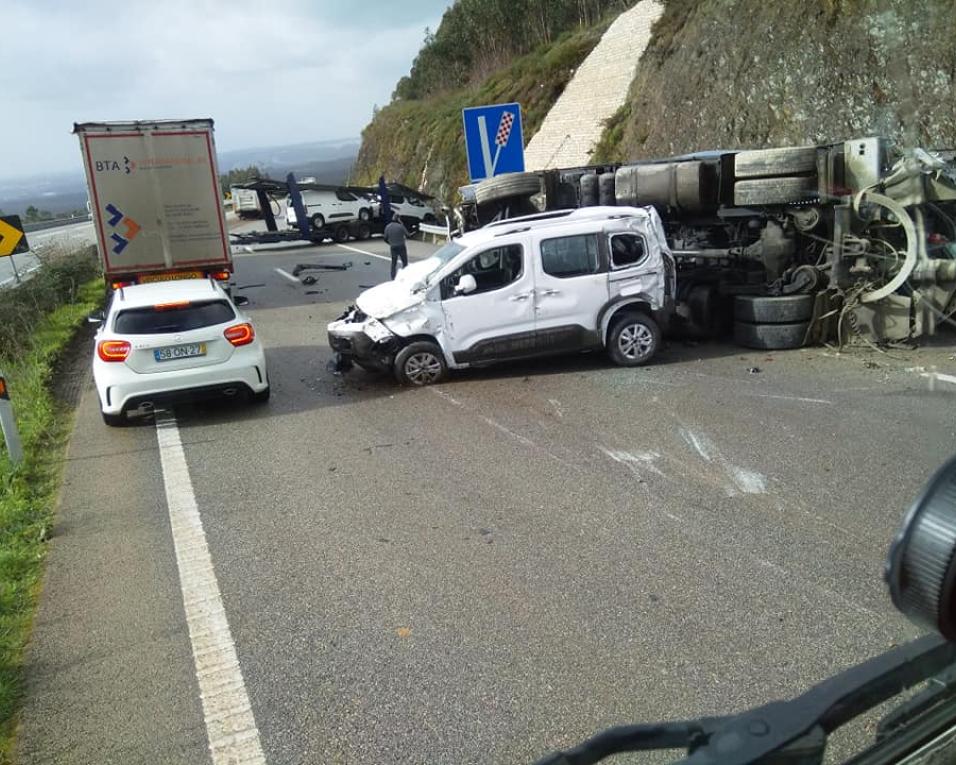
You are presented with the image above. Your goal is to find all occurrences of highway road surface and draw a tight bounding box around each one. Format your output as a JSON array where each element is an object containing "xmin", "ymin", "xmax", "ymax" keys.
[{"xmin": 16, "ymin": 233, "xmax": 956, "ymax": 764}]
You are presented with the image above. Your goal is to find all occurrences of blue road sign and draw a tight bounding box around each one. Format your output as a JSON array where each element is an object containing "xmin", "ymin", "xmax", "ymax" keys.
[{"xmin": 462, "ymin": 103, "xmax": 525, "ymax": 183}]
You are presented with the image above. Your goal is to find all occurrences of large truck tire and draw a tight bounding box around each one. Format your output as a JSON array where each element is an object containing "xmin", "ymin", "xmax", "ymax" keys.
[
  {"xmin": 734, "ymin": 320, "xmax": 810, "ymax": 350},
  {"xmin": 733, "ymin": 146, "xmax": 818, "ymax": 178},
  {"xmin": 580, "ymin": 173, "xmax": 599, "ymax": 206},
  {"xmin": 598, "ymin": 173, "xmax": 616, "ymax": 206},
  {"xmin": 734, "ymin": 295, "xmax": 815, "ymax": 323},
  {"xmin": 734, "ymin": 177, "xmax": 817, "ymax": 206},
  {"xmin": 474, "ymin": 173, "xmax": 540, "ymax": 205}
]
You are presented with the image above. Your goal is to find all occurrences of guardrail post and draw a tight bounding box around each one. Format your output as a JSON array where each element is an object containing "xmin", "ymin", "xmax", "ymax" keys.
[{"xmin": 0, "ymin": 372, "xmax": 23, "ymax": 466}]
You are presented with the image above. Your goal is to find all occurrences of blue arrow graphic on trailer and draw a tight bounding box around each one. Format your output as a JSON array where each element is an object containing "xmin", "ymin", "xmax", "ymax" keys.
[
  {"xmin": 106, "ymin": 204, "xmax": 123, "ymax": 226},
  {"xmin": 110, "ymin": 234, "xmax": 129, "ymax": 254}
]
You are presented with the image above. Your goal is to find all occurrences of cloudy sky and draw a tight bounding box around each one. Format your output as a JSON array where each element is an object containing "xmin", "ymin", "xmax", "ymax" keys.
[{"xmin": 1, "ymin": 0, "xmax": 449, "ymax": 181}]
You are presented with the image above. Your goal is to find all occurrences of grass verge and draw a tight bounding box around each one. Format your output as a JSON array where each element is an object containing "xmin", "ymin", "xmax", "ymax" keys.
[{"xmin": 0, "ymin": 269, "xmax": 103, "ymax": 763}]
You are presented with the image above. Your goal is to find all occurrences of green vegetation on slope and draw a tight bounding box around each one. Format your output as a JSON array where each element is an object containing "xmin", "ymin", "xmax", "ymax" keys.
[
  {"xmin": 0, "ymin": 249, "xmax": 102, "ymax": 762},
  {"xmin": 355, "ymin": 22, "xmax": 610, "ymax": 201},
  {"xmin": 394, "ymin": 0, "xmax": 631, "ymax": 101}
]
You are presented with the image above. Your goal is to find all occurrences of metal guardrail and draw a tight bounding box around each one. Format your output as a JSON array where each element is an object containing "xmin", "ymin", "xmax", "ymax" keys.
[{"xmin": 418, "ymin": 222, "xmax": 451, "ymax": 243}]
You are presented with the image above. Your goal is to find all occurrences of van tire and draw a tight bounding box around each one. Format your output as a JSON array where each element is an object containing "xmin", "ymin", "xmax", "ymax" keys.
[
  {"xmin": 733, "ymin": 320, "xmax": 810, "ymax": 350},
  {"xmin": 734, "ymin": 295, "xmax": 815, "ymax": 324},
  {"xmin": 474, "ymin": 173, "xmax": 540, "ymax": 205},
  {"xmin": 310, "ymin": 213, "xmax": 325, "ymax": 230},
  {"xmin": 607, "ymin": 312, "xmax": 661, "ymax": 366},
  {"xmin": 359, "ymin": 207, "xmax": 371, "ymax": 221},
  {"xmin": 394, "ymin": 341, "xmax": 447, "ymax": 386},
  {"xmin": 734, "ymin": 146, "xmax": 818, "ymax": 178}
]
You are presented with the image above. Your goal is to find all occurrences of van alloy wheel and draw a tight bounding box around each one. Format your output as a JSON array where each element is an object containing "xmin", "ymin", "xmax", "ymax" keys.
[
  {"xmin": 618, "ymin": 323, "xmax": 655, "ymax": 361},
  {"xmin": 404, "ymin": 352, "xmax": 443, "ymax": 384}
]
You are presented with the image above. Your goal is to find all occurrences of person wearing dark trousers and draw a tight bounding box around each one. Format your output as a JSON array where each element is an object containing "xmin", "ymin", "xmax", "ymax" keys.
[{"xmin": 384, "ymin": 212, "xmax": 410, "ymax": 279}]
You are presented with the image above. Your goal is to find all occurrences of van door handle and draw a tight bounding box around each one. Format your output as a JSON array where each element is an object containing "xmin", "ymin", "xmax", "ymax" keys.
[
  {"xmin": 510, "ymin": 292, "xmax": 532, "ymax": 301},
  {"xmin": 540, "ymin": 289, "xmax": 560, "ymax": 296}
]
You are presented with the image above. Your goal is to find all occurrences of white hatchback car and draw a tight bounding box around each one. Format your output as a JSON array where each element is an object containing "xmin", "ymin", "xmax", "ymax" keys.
[{"xmin": 90, "ymin": 279, "xmax": 269, "ymax": 426}]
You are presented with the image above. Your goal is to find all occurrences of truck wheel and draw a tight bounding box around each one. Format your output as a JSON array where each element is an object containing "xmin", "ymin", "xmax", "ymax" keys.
[
  {"xmin": 354, "ymin": 222, "xmax": 371, "ymax": 241},
  {"xmin": 734, "ymin": 295, "xmax": 814, "ymax": 323},
  {"xmin": 394, "ymin": 341, "xmax": 447, "ymax": 386},
  {"xmin": 734, "ymin": 320, "xmax": 810, "ymax": 350},
  {"xmin": 733, "ymin": 177, "xmax": 817, "ymax": 206},
  {"xmin": 359, "ymin": 207, "xmax": 371, "ymax": 221},
  {"xmin": 474, "ymin": 172, "xmax": 540, "ymax": 205},
  {"xmin": 734, "ymin": 146, "xmax": 818, "ymax": 178},
  {"xmin": 607, "ymin": 312, "xmax": 661, "ymax": 366},
  {"xmin": 580, "ymin": 173, "xmax": 599, "ymax": 207},
  {"xmin": 334, "ymin": 225, "xmax": 349, "ymax": 243},
  {"xmin": 598, "ymin": 173, "xmax": 616, "ymax": 206},
  {"xmin": 310, "ymin": 213, "xmax": 325, "ymax": 230}
]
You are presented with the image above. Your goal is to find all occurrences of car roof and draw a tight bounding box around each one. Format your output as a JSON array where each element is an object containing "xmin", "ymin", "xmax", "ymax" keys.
[
  {"xmin": 455, "ymin": 205, "xmax": 654, "ymax": 247},
  {"xmin": 111, "ymin": 279, "xmax": 226, "ymax": 310}
]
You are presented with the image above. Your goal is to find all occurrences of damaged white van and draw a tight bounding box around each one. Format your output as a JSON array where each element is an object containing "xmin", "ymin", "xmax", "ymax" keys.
[{"xmin": 327, "ymin": 206, "xmax": 676, "ymax": 385}]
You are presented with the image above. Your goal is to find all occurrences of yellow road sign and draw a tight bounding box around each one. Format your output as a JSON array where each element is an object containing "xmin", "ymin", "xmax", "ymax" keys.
[{"xmin": 0, "ymin": 216, "xmax": 28, "ymax": 258}]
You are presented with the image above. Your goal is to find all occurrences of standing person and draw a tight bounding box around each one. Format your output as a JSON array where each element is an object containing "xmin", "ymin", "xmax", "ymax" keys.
[{"xmin": 384, "ymin": 212, "xmax": 410, "ymax": 279}]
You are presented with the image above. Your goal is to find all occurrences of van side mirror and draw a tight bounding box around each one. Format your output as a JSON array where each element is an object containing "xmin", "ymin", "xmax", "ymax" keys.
[
  {"xmin": 87, "ymin": 310, "xmax": 105, "ymax": 325},
  {"xmin": 454, "ymin": 274, "xmax": 477, "ymax": 295}
]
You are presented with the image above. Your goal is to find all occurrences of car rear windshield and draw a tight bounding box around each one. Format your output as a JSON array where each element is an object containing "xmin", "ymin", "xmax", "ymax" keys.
[{"xmin": 113, "ymin": 300, "xmax": 235, "ymax": 334}]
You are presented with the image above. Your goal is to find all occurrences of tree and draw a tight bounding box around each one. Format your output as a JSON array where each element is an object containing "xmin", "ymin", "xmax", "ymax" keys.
[{"xmin": 219, "ymin": 165, "xmax": 262, "ymax": 196}]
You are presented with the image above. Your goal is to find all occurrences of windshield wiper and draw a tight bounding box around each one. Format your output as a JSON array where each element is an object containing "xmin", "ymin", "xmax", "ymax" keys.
[{"xmin": 534, "ymin": 634, "xmax": 956, "ymax": 765}]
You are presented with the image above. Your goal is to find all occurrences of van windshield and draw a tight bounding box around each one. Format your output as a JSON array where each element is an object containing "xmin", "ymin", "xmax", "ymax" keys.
[{"xmin": 421, "ymin": 241, "xmax": 466, "ymax": 284}]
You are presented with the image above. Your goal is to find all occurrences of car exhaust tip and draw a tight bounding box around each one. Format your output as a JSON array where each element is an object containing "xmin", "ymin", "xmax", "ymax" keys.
[
  {"xmin": 223, "ymin": 387, "xmax": 239, "ymax": 397},
  {"xmin": 140, "ymin": 401, "xmax": 154, "ymax": 411}
]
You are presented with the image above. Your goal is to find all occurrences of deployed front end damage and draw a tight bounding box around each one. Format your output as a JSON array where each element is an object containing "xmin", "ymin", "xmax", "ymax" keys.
[{"xmin": 328, "ymin": 306, "xmax": 400, "ymax": 372}]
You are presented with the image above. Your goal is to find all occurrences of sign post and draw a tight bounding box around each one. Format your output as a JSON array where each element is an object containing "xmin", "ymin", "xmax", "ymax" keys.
[
  {"xmin": 462, "ymin": 103, "xmax": 525, "ymax": 183},
  {"xmin": 0, "ymin": 215, "xmax": 29, "ymax": 286},
  {"xmin": 0, "ymin": 372, "xmax": 23, "ymax": 467}
]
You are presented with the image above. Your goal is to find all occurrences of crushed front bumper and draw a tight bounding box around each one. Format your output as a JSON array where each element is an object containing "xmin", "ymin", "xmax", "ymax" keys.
[{"xmin": 327, "ymin": 307, "xmax": 400, "ymax": 372}]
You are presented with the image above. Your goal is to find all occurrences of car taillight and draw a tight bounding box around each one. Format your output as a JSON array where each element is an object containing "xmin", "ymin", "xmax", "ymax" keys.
[
  {"xmin": 111, "ymin": 281, "xmax": 134, "ymax": 290},
  {"xmin": 223, "ymin": 323, "xmax": 254, "ymax": 347},
  {"xmin": 210, "ymin": 270, "xmax": 231, "ymax": 281},
  {"xmin": 97, "ymin": 340, "xmax": 131, "ymax": 362}
]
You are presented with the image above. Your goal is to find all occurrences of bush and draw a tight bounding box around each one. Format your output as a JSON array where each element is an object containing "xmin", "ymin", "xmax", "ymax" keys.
[{"xmin": 0, "ymin": 247, "xmax": 101, "ymax": 361}]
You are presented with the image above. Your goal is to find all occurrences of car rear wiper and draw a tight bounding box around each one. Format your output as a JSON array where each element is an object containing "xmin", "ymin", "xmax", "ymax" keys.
[{"xmin": 534, "ymin": 634, "xmax": 956, "ymax": 765}]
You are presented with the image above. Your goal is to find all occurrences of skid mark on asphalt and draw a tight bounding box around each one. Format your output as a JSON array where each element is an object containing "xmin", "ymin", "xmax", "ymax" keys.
[
  {"xmin": 156, "ymin": 412, "xmax": 267, "ymax": 765},
  {"xmin": 598, "ymin": 447, "xmax": 665, "ymax": 479},
  {"xmin": 678, "ymin": 427, "xmax": 767, "ymax": 496}
]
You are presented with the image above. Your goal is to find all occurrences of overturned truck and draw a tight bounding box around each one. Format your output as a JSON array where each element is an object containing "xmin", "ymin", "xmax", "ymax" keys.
[{"xmin": 461, "ymin": 138, "xmax": 956, "ymax": 348}]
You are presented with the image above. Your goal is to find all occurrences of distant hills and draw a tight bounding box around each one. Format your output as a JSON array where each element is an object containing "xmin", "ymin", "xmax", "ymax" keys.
[{"xmin": 0, "ymin": 138, "xmax": 360, "ymax": 218}]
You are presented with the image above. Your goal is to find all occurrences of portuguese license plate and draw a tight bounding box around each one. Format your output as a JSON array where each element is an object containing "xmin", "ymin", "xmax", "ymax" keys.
[
  {"xmin": 139, "ymin": 271, "xmax": 204, "ymax": 284},
  {"xmin": 154, "ymin": 343, "xmax": 206, "ymax": 362}
]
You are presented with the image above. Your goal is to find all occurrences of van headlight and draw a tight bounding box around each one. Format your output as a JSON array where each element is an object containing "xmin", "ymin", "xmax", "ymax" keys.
[{"xmin": 364, "ymin": 318, "xmax": 393, "ymax": 342}]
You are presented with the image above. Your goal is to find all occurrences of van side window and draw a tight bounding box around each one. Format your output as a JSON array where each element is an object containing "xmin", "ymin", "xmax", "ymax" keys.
[
  {"xmin": 540, "ymin": 234, "xmax": 600, "ymax": 278},
  {"xmin": 336, "ymin": 189, "xmax": 356, "ymax": 201},
  {"xmin": 441, "ymin": 245, "xmax": 524, "ymax": 299},
  {"xmin": 389, "ymin": 194, "xmax": 405, "ymax": 205},
  {"xmin": 609, "ymin": 233, "xmax": 646, "ymax": 268}
]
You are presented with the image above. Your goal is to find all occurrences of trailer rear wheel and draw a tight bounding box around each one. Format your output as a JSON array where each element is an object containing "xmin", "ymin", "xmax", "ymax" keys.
[
  {"xmin": 474, "ymin": 172, "xmax": 541, "ymax": 205},
  {"xmin": 333, "ymin": 225, "xmax": 350, "ymax": 243},
  {"xmin": 734, "ymin": 295, "xmax": 814, "ymax": 324},
  {"xmin": 734, "ymin": 320, "xmax": 810, "ymax": 350},
  {"xmin": 354, "ymin": 222, "xmax": 371, "ymax": 240}
]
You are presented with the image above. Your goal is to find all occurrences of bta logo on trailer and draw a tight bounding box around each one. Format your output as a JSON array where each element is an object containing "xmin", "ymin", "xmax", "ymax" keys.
[{"xmin": 462, "ymin": 103, "xmax": 525, "ymax": 183}]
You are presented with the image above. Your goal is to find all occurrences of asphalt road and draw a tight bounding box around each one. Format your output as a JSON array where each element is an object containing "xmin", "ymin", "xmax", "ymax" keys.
[{"xmin": 17, "ymin": 233, "xmax": 956, "ymax": 764}]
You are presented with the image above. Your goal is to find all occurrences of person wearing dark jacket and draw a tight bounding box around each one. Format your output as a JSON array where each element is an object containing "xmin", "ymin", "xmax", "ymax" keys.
[{"xmin": 383, "ymin": 212, "xmax": 410, "ymax": 279}]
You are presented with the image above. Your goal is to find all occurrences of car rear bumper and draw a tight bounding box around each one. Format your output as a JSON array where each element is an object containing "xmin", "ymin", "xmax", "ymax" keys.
[{"xmin": 95, "ymin": 347, "xmax": 268, "ymax": 415}]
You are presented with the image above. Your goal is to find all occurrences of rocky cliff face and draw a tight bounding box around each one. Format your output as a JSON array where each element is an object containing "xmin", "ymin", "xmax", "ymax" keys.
[{"xmin": 605, "ymin": 0, "xmax": 956, "ymax": 160}]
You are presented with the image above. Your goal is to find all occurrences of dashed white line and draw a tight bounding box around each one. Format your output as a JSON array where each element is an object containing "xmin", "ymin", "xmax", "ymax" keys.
[
  {"xmin": 155, "ymin": 412, "xmax": 266, "ymax": 765},
  {"xmin": 274, "ymin": 267, "xmax": 299, "ymax": 284},
  {"xmin": 336, "ymin": 243, "xmax": 391, "ymax": 261}
]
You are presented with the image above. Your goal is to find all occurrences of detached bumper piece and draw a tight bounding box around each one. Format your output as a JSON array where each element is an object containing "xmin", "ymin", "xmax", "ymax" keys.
[{"xmin": 327, "ymin": 331, "xmax": 399, "ymax": 373}]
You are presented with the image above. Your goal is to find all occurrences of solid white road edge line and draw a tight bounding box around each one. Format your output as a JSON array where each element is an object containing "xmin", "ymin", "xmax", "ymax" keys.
[
  {"xmin": 274, "ymin": 267, "xmax": 300, "ymax": 284},
  {"xmin": 155, "ymin": 412, "xmax": 267, "ymax": 765},
  {"xmin": 335, "ymin": 243, "xmax": 391, "ymax": 261}
]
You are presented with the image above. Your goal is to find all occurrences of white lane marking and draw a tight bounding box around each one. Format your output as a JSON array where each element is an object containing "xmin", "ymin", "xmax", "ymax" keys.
[
  {"xmin": 737, "ymin": 392, "xmax": 833, "ymax": 405},
  {"xmin": 922, "ymin": 371, "xmax": 956, "ymax": 386},
  {"xmin": 336, "ymin": 243, "xmax": 391, "ymax": 262},
  {"xmin": 274, "ymin": 268, "xmax": 299, "ymax": 284},
  {"xmin": 547, "ymin": 398, "xmax": 564, "ymax": 419},
  {"xmin": 155, "ymin": 413, "xmax": 267, "ymax": 765},
  {"xmin": 480, "ymin": 415, "xmax": 536, "ymax": 448},
  {"xmin": 429, "ymin": 388, "xmax": 463, "ymax": 407}
]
